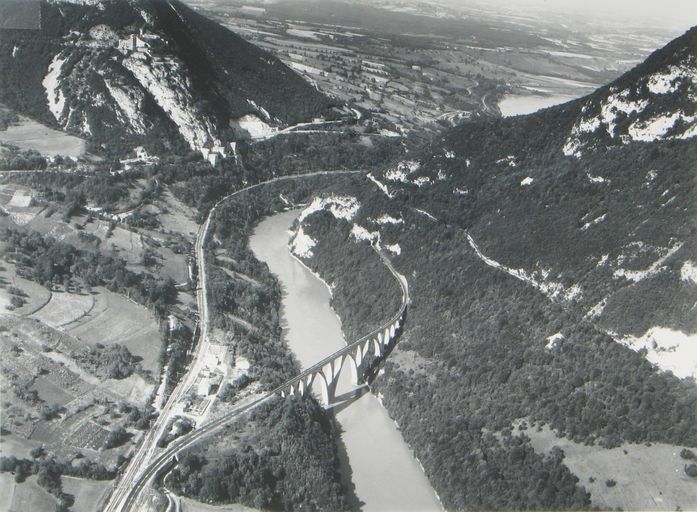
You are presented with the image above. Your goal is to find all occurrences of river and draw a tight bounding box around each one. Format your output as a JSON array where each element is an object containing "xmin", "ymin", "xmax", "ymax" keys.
[
  {"xmin": 498, "ymin": 93, "xmax": 578, "ymax": 117},
  {"xmin": 250, "ymin": 209, "xmax": 441, "ymax": 512}
]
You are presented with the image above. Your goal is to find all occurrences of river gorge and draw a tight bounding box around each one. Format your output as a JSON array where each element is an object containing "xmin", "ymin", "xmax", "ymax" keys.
[{"xmin": 250, "ymin": 209, "xmax": 441, "ymax": 512}]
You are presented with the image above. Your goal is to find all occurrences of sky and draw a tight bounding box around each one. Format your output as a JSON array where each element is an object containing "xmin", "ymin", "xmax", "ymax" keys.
[{"xmin": 455, "ymin": 0, "xmax": 697, "ymax": 30}]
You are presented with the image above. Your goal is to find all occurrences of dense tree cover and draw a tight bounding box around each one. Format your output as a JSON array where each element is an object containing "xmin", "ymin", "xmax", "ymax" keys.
[
  {"xmin": 71, "ymin": 343, "xmax": 141, "ymax": 380},
  {"xmin": 296, "ymin": 210, "xmax": 402, "ymax": 340},
  {"xmin": 302, "ymin": 189, "xmax": 695, "ymax": 508},
  {"xmin": 405, "ymin": 140, "xmax": 696, "ymax": 338},
  {"xmin": 159, "ymin": 322, "xmax": 194, "ymax": 399},
  {"xmin": 168, "ymin": 397, "xmax": 351, "ymax": 512},
  {"xmin": 207, "ymin": 173, "xmax": 359, "ymax": 389},
  {"xmin": 3, "ymin": 226, "xmax": 178, "ymax": 317},
  {"xmin": 296, "ymin": 83, "xmax": 697, "ymax": 507},
  {"xmin": 218, "ymin": 374, "xmax": 253, "ymax": 402},
  {"xmin": 0, "ymin": 104, "xmax": 19, "ymax": 130},
  {"xmin": 10, "ymin": 170, "xmax": 146, "ymax": 213},
  {"xmin": 0, "ymin": 145, "xmax": 48, "ymax": 170},
  {"xmin": 103, "ymin": 426, "xmax": 130, "ymax": 449},
  {"xmin": 165, "ymin": 175, "xmax": 359, "ymax": 508},
  {"xmin": 155, "ymin": 132, "xmax": 402, "ymax": 214},
  {"xmin": 239, "ymin": 131, "xmax": 403, "ymax": 178}
]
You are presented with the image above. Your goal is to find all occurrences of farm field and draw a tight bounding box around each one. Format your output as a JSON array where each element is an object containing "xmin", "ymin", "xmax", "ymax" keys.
[
  {"xmin": 62, "ymin": 287, "xmax": 162, "ymax": 375},
  {"xmin": 516, "ymin": 420, "xmax": 697, "ymax": 511},
  {"xmin": 0, "ymin": 474, "xmax": 57, "ymax": 512},
  {"xmin": 153, "ymin": 243, "xmax": 189, "ymax": 283},
  {"xmin": 0, "ymin": 116, "xmax": 85, "ymax": 158},
  {"xmin": 0, "ymin": 313, "xmax": 153, "ymax": 462},
  {"xmin": 18, "ymin": 283, "xmax": 162, "ymax": 376},
  {"xmin": 155, "ymin": 188, "xmax": 200, "ymax": 241},
  {"xmin": 0, "ymin": 183, "xmax": 46, "ymax": 226},
  {"xmin": 31, "ymin": 290, "xmax": 94, "ymax": 328},
  {"xmin": 0, "ymin": 473, "xmax": 14, "ymax": 512},
  {"xmin": 180, "ymin": 496, "xmax": 259, "ymax": 512},
  {"xmin": 62, "ymin": 476, "xmax": 112, "ymax": 512},
  {"xmin": 0, "ymin": 432, "xmax": 43, "ymax": 459}
]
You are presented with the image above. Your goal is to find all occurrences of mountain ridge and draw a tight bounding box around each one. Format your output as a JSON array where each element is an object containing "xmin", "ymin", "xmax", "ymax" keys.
[
  {"xmin": 285, "ymin": 23, "xmax": 697, "ymax": 510},
  {"xmin": 0, "ymin": 0, "xmax": 336, "ymax": 156}
]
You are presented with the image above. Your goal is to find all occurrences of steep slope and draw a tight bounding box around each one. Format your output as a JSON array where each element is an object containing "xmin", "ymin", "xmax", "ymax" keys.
[
  {"xmin": 288, "ymin": 26, "xmax": 697, "ymax": 510},
  {"xmin": 0, "ymin": 0, "xmax": 334, "ymax": 155}
]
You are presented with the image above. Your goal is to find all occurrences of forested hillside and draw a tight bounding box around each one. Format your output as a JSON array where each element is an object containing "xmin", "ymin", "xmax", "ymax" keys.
[{"xmin": 290, "ymin": 26, "xmax": 697, "ymax": 509}]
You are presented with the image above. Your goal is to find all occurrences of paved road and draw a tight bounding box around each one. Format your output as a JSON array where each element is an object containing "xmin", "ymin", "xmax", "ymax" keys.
[{"xmin": 102, "ymin": 170, "xmax": 361, "ymax": 512}]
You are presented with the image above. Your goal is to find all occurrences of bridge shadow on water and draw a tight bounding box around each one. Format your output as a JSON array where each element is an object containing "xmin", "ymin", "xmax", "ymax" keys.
[
  {"xmin": 330, "ymin": 415, "xmax": 365, "ymax": 511},
  {"xmin": 322, "ymin": 320, "xmax": 405, "ymax": 511},
  {"xmin": 327, "ymin": 384, "xmax": 371, "ymax": 415},
  {"xmin": 327, "ymin": 312, "xmax": 405, "ymax": 416}
]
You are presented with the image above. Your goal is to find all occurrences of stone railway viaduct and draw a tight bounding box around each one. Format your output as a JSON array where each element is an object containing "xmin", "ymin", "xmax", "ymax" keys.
[{"xmin": 276, "ymin": 247, "xmax": 408, "ymax": 405}]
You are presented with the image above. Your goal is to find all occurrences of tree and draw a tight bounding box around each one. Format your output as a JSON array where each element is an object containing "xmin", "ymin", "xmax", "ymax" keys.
[{"xmin": 103, "ymin": 427, "xmax": 129, "ymax": 449}]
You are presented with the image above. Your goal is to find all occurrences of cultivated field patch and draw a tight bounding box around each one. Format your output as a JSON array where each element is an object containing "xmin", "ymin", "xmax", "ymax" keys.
[
  {"xmin": 0, "ymin": 473, "xmax": 15, "ymax": 512},
  {"xmin": 156, "ymin": 188, "xmax": 200, "ymax": 241},
  {"xmin": 180, "ymin": 496, "xmax": 259, "ymax": 512},
  {"xmin": 0, "ymin": 263, "xmax": 51, "ymax": 314},
  {"xmin": 30, "ymin": 375, "xmax": 75, "ymax": 407},
  {"xmin": 0, "ymin": 315, "xmax": 153, "ymax": 466},
  {"xmin": 0, "ymin": 432, "xmax": 43, "ymax": 459},
  {"xmin": 0, "ymin": 184, "xmax": 45, "ymax": 226}
]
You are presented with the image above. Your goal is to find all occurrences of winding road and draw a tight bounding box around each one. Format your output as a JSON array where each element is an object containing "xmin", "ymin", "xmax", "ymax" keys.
[{"xmin": 102, "ymin": 169, "xmax": 409, "ymax": 511}]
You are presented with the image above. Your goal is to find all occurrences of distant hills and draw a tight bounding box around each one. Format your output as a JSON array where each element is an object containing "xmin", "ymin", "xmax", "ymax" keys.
[{"xmin": 0, "ymin": 0, "xmax": 335, "ymax": 155}]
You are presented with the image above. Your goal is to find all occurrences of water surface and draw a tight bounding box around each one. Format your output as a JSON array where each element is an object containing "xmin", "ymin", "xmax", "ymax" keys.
[
  {"xmin": 250, "ymin": 209, "xmax": 441, "ymax": 512},
  {"xmin": 498, "ymin": 93, "xmax": 577, "ymax": 117}
]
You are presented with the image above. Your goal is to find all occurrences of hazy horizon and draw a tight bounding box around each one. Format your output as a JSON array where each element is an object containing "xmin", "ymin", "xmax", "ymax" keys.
[{"xmin": 443, "ymin": 0, "xmax": 697, "ymax": 31}]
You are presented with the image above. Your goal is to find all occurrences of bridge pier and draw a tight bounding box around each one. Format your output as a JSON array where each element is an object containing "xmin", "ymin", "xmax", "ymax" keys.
[{"xmin": 275, "ymin": 309, "xmax": 407, "ymax": 407}]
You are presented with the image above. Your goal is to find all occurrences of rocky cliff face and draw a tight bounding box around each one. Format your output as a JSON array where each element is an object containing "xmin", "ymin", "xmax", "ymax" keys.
[{"xmin": 0, "ymin": 0, "xmax": 334, "ymax": 155}]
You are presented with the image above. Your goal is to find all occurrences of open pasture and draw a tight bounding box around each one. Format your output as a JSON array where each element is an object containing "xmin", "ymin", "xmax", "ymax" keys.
[
  {"xmin": 180, "ymin": 497, "xmax": 259, "ymax": 512},
  {"xmin": 516, "ymin": 419, "xmax": 697, "ymax": 511},
  {"xmin": 1, "ymin": 475, "xmax": 56, "ymax": 512},
  {"xmin": 30, "ymin": 375, "xmax": 75, "ymax": 407},
  {"xmin": 0, "ymin": 183, "xmax": 45, "ymax": 226},
  {"xmin": 0, "ymin": 261, "xmax": 51, "ymax": 314},
  {"xmin": 0, "ymin": 116, "xmax": 85, "ymax": 158},
  {"xmin": 0, "ymin": 315, "xmax": 155, "ymax": 456},
  {"xmin": 155, "ymin": 188, "xmax": 200, "ymax": 241},
  {"xmin": 23, "ymin": 285, "xmax": 161, "ymax": 375},
  {"xmin": 31, "ymin": 290, "xmax": 94, "ymax": 328},
  {"xmin": 62, "ymin": 476, "xmax": 112, "ymax": 512},
  {"xmin": 0, "ymin": 432, "xmax": 43, "ymax": 459}
]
